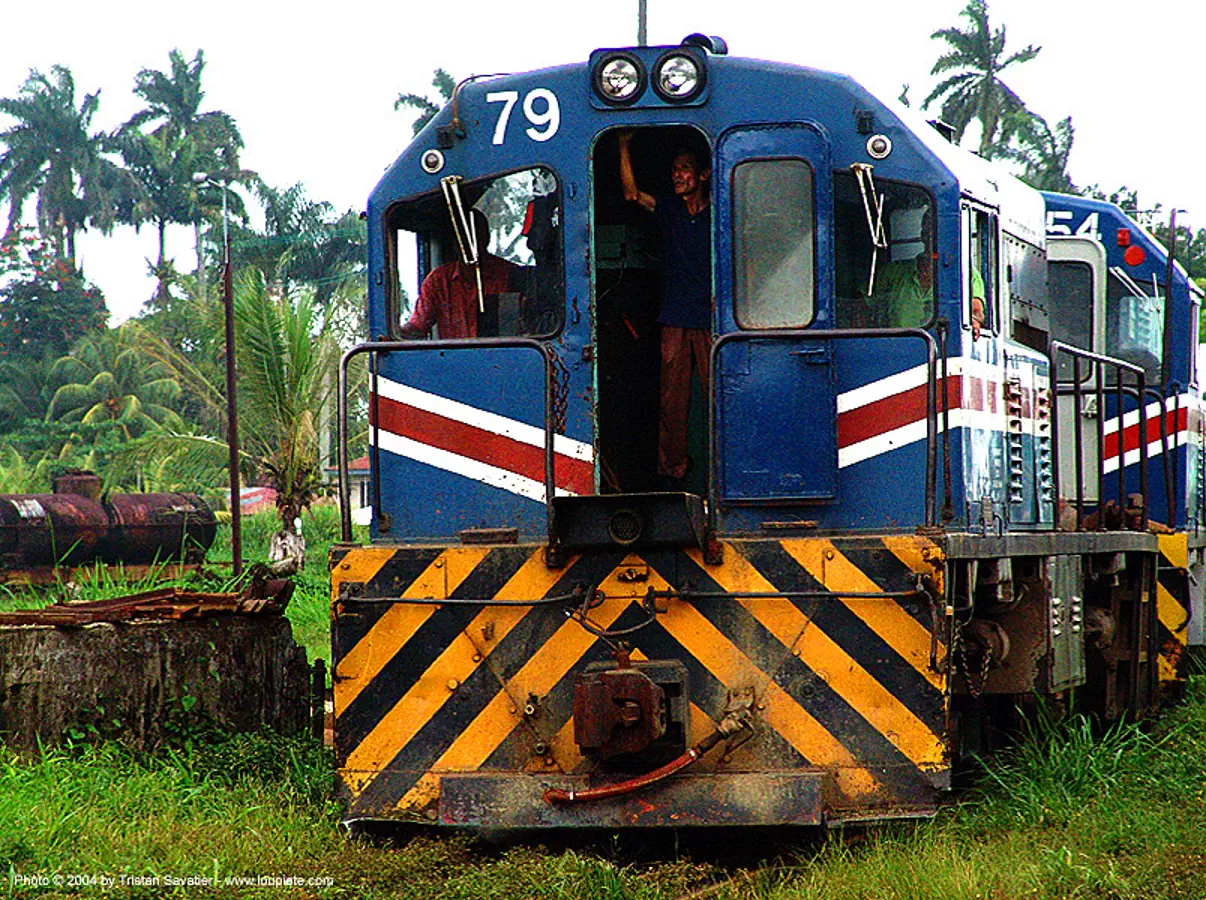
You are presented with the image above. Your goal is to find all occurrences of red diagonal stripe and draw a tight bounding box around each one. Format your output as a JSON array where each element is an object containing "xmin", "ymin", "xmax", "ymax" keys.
[
  {"xmin": 371, "ymin": 394, "xmax": 593, "ymax": 494},
  {"xmin": 838, "ymin": 383, "xmax": 930, "ymax": 447},
  {"xmin": 1103, "ymin": 407, "xmax": 1189, "ymax": 460},
  {"xmin": 838, "ymin": 375, "xmax": 972, "ymax": 448}
]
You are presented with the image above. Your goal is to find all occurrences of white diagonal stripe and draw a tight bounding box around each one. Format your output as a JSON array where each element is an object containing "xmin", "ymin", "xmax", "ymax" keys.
[
  {"xmin": 374, "ymin": 376, "xmax": 593, "ymax": 462},
  {"xmin": 373, "ymin": 430, "xmax": 579, "ymax": 503}
]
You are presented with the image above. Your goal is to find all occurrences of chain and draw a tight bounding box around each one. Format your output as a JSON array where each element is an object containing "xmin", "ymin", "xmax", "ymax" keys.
[
  {"xmin": 551, "ymin": 350, "xmax": 570, "ymax": 435},
  {"xmin": 951, "ymin": 617, "xmax": 993, "ymax": 699},
  {"xmin": 975, "ymin": 640, "xmax": 992, "ymax": 698}
]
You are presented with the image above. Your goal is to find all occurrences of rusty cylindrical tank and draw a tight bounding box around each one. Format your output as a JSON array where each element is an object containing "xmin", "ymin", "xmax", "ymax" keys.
[
  {"xmin": 0, "ymin": 494, "xmax": 110, "ymax": 567},
  {"xmin": 0, "ymin": 490, "xmax": 217, "ymax": 570},
  {"xmin": 103, "ymin": 493, "xmax": 217, "ymax": 565}
]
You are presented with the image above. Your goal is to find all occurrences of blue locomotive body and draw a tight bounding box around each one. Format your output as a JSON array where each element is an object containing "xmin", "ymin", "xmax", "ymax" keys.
[
  {"xmin": 361, "ymin": 47, "xmax": 1056, "ymax": 542},
  {"xmin": 330, "ymin": 40, "xmax": 1196, "ymax": 828}
]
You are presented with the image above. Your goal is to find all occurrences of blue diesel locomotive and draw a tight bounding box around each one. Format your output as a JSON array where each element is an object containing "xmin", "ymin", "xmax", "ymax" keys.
[{"xmin": 331, "ymin": 36, "xmax": 1201, "ymax": 828}]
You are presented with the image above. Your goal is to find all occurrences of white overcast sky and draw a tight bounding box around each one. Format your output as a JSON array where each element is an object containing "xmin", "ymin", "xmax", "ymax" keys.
[{"xmin": 2, "ymin": 0, "xmax": 1203, "ymax": 323}]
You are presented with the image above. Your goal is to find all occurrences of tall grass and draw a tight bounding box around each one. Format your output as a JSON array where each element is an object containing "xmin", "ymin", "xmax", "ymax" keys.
[{"xmin": 5, "ymin": 685, "xmax": 1206, "ymax": 898}]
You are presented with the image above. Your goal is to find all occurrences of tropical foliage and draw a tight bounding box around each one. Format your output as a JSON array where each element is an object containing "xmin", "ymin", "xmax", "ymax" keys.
[
  {"xmin": 0, "ymin": 66, "xmax": 134, "ymax": 261},
  {"xmin": 115, "ymin": 49, "xmax": 247, "ymax": 302},
  {"xmin": 994, "ymin": 112, "xmax": 1077, "ymax": 193},
  {"xmin": 114, "ymin": 270, "xmax": 353, "ymax": 558},
  {"xmin": 0, "ymin": 51, "xmax": 368, "ymax": 561},
  {"xmin": 227, "ymin": 179, "xmax": 365, "ymax": 305},
  {"xmin": 45, "ymin": 326, "xmax": 183, "ymax": 439},
  {"xmin": 923, "ymin": 0, "xmax": 1041, "ymax": 156},
  {"xmin": 395, "ymin": 68, "xmax": 456, "ymax": 136},
  {"xmin": 0, "ymin": 227, "xmax": 107, "ymax": 366}
]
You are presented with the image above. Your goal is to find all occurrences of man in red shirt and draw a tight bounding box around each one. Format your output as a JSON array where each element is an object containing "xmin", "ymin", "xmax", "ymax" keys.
[{"xmin": 401, "ymin": 209, "xmax": 518, "ymax": 338}]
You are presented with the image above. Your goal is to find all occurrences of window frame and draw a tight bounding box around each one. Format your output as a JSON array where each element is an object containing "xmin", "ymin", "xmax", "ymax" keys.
[
  {"xmin": 963, "ymin": 201, "xmax": 1000, "ymax": 339},
  {"xmin": 1047, "ymin": 258, "xmax": 1096, "ymax": 382},
  {"xmin": 383, "ymin": 164, "xmax": 566, "ymax": 341},
  {"xmin": 831, "ymin": 171, "xmax": 938, "ymax": 330},
  {"xmin": 1104, "ymin": 270, "xmax": 1167, "ymax": 388}
]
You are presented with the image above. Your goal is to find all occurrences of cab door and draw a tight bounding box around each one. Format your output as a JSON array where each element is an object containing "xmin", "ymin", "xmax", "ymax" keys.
[
  {"xmin": 1048, "ymin": 236, "xmax": 1107, "ymax": 504},
  {"xmin": 713, "ymin": 124, "xmax": 834, "ymax": 501}
]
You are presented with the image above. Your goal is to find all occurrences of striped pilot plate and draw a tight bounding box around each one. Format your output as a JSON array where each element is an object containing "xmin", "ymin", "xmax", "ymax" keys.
[
  {"xmin": 1157, "ymin": 533, "xmax": 1190, "ymax": 686},
  {"xmin": 330, "ymin": 536, "xmax": 950, "ymax": 825}
]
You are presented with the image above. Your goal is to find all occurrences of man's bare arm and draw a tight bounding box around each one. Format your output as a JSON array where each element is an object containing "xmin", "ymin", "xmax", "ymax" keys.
[{"xmin": 617, "ymin": 132, "xmax": 656, "ymax": 213}]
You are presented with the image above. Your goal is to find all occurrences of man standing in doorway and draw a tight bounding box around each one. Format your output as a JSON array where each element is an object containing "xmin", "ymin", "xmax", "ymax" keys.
[{"xmin": 617, "ymin": 131, "xmax": 712, "ymax": 489}]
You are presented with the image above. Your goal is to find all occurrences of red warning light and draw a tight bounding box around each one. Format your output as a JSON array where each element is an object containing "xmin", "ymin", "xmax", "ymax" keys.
[
  {"xmin": 1117, "ymin": 228, "xmax": 1131, "ymax": 247},
  {"xmin": 1124, "ymin": 245, "xmax": 1146, "ymax": 266}
]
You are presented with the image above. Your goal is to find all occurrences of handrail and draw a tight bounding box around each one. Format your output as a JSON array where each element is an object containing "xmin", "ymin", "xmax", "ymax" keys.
[
  {"xmin": 707, "ymin": 328, "xmax": 940, "ymax": 534},
  {"xmin": 337, "ymin": 337, "xmax": 557, "ymax": 543},
  {"xmin": 1048, "ymin": 341, "xmax": 1148, "ymax": 531},
  {"xmin": 1122, "ymin": 385, "xmax": 1175, "ymax": 526}
]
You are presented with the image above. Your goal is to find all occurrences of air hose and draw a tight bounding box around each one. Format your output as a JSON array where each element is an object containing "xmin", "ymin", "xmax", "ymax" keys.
[{"xmin": 542, "ymin": 713, "xmax": 747, "ymax": 805}]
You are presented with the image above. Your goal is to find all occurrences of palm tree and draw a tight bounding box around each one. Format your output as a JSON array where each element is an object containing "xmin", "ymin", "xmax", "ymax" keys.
[
  {"xmin": 123, "ymin": 271, "xmax": 349, "ymax": 571},
  {"xmin": 922, "ymin": 0, "xmax": 1041, "ymax": 156},
  {"xmin": 46, "ymin": 326, "xmax": 183, "ymax": 440},
  {"xmin": 233, "ymin": 272, "xmax": 341, "ymax": 533},
  {"xmin": 396, "ymin": 68, "xmax": 456, "ymax": 136},
  {"xmin": 225, "ymin": 180, "xmax": 365, "ymax": 304},
  {"xmin": 996, "ymin": 112, "xmax": 1077, "ymax": 193},
  {"xmin": 114, "ymin": 129, "xmax": 196, "ymax": 282},
  {"xmin": 0, "ymin": 66, "xmax": 132, "ymax": 262},
  {"xmin": 117, "ymin": 49, "xmax": 246, "ymax": 299}
]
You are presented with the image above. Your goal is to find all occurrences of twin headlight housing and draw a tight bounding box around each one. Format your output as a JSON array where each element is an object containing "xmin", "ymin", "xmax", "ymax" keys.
[{"xmin": 591, "ymin": 36, "xmax": 724, "ymax": 108}]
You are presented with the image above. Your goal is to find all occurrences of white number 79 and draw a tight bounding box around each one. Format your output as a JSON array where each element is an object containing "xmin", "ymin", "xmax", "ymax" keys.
[{"xmin": 487, "ymin": 89, "xmax": 560, "ymax": 146}]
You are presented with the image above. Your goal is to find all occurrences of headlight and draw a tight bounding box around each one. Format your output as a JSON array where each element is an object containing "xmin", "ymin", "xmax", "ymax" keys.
[
  {"xmin": 593, "ymin": 53, "xmax": 645, "ymax": 105},
  {"xmin": 653, "ymin": 52, "xmax": 705, "ymax": 102}
]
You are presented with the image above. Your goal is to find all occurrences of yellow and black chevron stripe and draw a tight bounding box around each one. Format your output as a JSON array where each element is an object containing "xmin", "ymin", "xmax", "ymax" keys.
[
  {"xmin": 330, "ymin": 536, "xmax": 949, "ymax": 825},
  {"xmin": 1156, "ymin": 533, "xmax": 1190, "ymax": 686}
]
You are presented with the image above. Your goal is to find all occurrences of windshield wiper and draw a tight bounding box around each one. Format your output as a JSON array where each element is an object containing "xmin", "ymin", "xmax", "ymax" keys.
[
  {"xmin": 1109, "ymin": 265, "xmax": 1159, "ymax": 304},
  {"xmin": 440, "ymin": 175, "xmax": 485, "ymax": 312},
  {"xmin": 851, "ymin": 163, "xmax": 888, "ymax": 296}
]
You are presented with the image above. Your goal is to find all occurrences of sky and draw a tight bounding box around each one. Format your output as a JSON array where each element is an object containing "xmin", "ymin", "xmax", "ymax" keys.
[{"xmin": 2, "ymin": 0, "xmax": 1204, "ymax": 323}]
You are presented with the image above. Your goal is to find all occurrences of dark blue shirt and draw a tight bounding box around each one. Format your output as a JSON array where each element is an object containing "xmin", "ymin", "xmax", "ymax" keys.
[{"xmin": 654, "ymin": 194, "xmax": 712, "ymax": 330}]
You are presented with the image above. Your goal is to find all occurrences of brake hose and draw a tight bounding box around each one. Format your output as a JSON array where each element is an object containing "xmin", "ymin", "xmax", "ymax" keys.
[{"xmin": 542, "ymin": 715, "xmax": 746, "ymax": 805}]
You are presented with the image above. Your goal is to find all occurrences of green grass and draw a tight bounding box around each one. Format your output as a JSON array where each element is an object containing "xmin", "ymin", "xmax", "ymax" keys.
[{"xmin": 5, "ymin": 687, "xmax": 1206, "ymax": 898}]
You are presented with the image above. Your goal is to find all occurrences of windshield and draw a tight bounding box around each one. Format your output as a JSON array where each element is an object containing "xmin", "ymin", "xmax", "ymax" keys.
[
  {"xmin": 388, "ymin": 166, "xmax": 563, "ymax": 339},
  {"xmin": 1105, "ymin": 270, "xmax": 1164, "ymax": 385},
  {"xmin": 833, "ymin": 172, "xmax": 934, "ymax": 328}
]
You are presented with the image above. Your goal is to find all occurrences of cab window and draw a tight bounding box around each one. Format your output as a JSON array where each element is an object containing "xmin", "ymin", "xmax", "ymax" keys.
[
  {"xmin": 833, "ymin": 173, "xmax": 934, "ymax": 328},
  {"xmin": 387, "ymin": 166, "xmax": 563, "ymax": 338},
  {"xmin": 1049, "ymin": 259, "xmax": 1093, "ymax": 380},
  {"xmin": 1106, "ymin": 272, "xmax": 1164, "ymax": 385},
  {"xmin": 733, "ymin": 159, "xmax": 815, "ymax": 328},
  {"xmin": 967, "ymin": 207, "xmax": 998, "ymax": 334}
]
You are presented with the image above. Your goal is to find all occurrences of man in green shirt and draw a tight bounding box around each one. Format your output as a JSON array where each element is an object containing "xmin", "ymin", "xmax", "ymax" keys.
[{"xmin": 876, "ymin": 251, "xmax": 934, "ymax": 327}]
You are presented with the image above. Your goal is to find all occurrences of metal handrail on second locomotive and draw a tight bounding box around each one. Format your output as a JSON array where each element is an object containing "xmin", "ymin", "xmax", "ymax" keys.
[
  {"xmin": 1047, "ymin": 340, "xmax": 1148, "ymax": 532},
  {"xmin": 337, "ymin": 338, "xmax": 558, "ymax": 543},
  {"xmin": 707, "ymin": 328, "xmax": 941, "ymax": 531}
]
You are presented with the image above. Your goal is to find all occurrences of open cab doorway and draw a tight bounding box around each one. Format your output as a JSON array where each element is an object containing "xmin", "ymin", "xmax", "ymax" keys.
[
  {"xmin": 590, "ymin": 125, "xmax": 713, "ymax": 497},
  {"xmin": 548, "ymin": 125, "xmax": 714, "ymax": 560}
]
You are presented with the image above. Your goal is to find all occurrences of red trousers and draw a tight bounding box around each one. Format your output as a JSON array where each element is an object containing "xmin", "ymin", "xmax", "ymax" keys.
[{"xmin": 658, "ymin": 326, "xmax": 711, "ymax": 479}]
